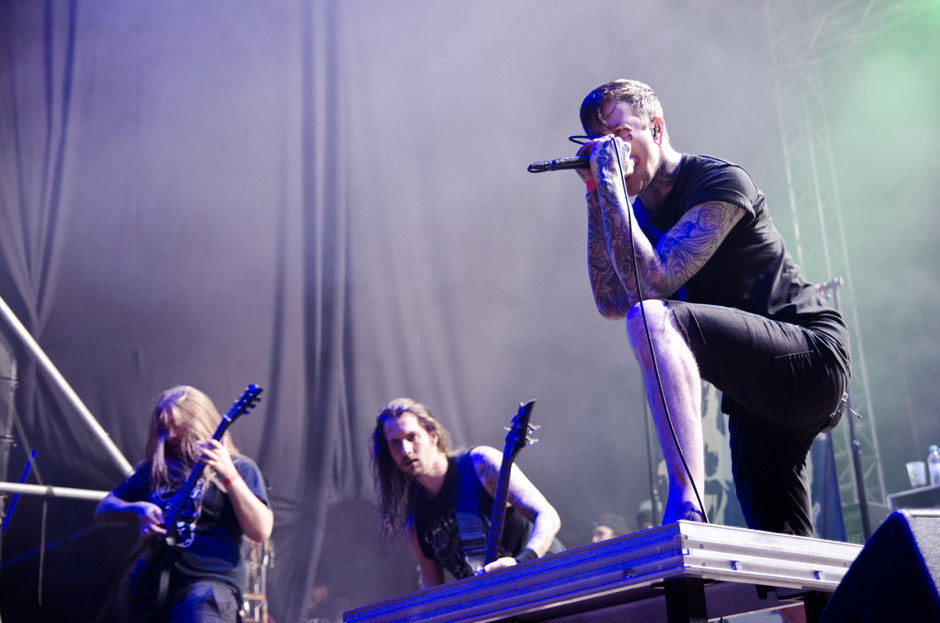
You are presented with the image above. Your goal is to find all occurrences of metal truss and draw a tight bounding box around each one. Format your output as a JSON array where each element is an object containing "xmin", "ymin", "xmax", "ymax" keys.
[{"xmin": 765, "ymin": 0, "xmax": 928, "ymax": 539}]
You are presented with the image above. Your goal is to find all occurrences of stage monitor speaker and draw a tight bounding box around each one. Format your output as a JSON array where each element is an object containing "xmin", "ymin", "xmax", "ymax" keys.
[{"xmin": 819, "ymin": 509, "xmax": 940, "ymax": 622}]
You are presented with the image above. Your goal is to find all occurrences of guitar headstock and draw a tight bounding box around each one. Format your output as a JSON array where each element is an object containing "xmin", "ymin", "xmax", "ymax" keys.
[
  {"xmin": 221, "ymin": 384, "xmax": 263, "ymax": 427},
  {"xmin": 503, "ymin": 399, "xmax": 536, "ymax": 461}
]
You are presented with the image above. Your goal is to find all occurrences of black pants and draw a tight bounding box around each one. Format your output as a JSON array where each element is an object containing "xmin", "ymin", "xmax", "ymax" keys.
[
  {"xmin": 163, "ymin": 581, "xmax": 240, "ymax": 623},
  {"xmin": 667, "ymin": 301, "xmax": 849, "ymax": 536}
]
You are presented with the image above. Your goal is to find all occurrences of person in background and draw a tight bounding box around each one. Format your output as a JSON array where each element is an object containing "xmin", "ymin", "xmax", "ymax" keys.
[
  {"xmin": 635, "ymin": 499, "xmax": 655, "ymax": 531},
  {"xmin": 371, "ymin": 397, "xmax": 563, "ymax": 587},
  {"xmin": 591, "ymin": 513, "xmax": 630, "ymax": 543}
]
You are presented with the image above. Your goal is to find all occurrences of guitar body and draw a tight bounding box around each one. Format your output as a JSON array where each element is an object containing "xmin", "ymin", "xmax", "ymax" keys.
[
  {"xmin": 126, "ymin": 538, "xmax": 177, "ymax": 614},
  {"xmin": 122, "ymin": 384, "xmax": 262, "ymax": 616}
]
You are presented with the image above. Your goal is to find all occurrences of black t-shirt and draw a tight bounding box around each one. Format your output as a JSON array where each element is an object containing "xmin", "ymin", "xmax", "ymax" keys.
[
  {"xmin": 412, "ymin": 452, "xmax": 533, "ymax": 580},
  {"xmin": 636, "ymin": 153, "xmax": 850, "ymax": 373},
  {"xmin": 112, "ymin": 455, "xmax": 269, "ymax": 596}
]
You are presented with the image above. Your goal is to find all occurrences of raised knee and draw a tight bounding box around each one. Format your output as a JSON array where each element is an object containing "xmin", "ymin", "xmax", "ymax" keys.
[
  {"xmin": 626, "ymin": 300, "xmax": 669, "ymax": 347},
  {"xmin": 627, "ymin": 299, "xmax": 667, "ymax": 331}
]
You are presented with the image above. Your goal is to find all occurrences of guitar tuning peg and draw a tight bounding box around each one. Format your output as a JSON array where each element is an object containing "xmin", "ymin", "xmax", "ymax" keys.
[
  {"xmin": 526, "ymin": 437, "xmax": 539, "ymax": 446},
  {"xmin": 527, "ymin": 424, "xmax": 541, "ymax": 431}
]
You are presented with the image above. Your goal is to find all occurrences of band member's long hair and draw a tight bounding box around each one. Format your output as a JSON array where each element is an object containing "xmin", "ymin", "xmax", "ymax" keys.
[
  {"xmin": 372, "ymin": 398, "xmax": 449, "ymax": 544},
  {"xmin": 144, "ymin": 385, "xmax": 239, "ymax": 496}
]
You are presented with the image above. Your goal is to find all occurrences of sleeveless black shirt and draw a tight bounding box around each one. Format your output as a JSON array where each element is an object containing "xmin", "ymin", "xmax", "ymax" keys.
[{"xmin": 411, "ymin": 451, "xmax": 532, "ymax": 579}]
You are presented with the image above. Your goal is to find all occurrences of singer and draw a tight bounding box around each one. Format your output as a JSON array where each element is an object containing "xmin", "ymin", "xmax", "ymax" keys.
[{"xmin": 572, "ymin": 80, "xmax": 850, "ymax": 538}]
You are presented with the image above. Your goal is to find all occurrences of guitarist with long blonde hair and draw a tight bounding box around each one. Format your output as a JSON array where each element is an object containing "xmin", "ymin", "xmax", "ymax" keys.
[{"xmin": 95, "ymin": 385, "xmax": 272, "ymax": 622}]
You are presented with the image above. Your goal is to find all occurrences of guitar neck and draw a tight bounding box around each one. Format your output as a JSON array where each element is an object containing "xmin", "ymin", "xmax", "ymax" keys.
[
  {"xmin": 480, "ymin": 399, "xmax": 535, "ymax": 568},
  {"xmin": 162, "ymin": 422, "xmax": 231, "ymax": 532},
  {"xmin": 483, "ymin": 452, "xmax": 515, "ymax": 565}
]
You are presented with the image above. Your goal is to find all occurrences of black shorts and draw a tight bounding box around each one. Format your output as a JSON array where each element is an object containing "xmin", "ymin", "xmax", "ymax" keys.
[{"xmin": 666, "ymin": 301, "xmax": 849, "ymax": 536}]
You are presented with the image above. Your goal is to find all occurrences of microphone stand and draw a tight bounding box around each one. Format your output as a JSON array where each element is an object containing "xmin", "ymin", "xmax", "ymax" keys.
[{"xmin": 819, "ymin": 277, "xmax": 871, "ymax": 540}]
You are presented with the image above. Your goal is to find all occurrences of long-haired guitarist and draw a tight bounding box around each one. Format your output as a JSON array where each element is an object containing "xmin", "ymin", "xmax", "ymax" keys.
[
  {"xmin": 95, "ymin": 385, "xmax": 273, "ymax": 622},
  {"xmin": 372, "ymin": 397, "xmax": 563, "ymax": 588}
]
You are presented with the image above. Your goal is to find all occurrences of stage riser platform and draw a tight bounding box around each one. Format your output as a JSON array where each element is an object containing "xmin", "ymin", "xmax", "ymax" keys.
[{"xmin": 345, "ymin": 521, "xmax": 863, "ymax": 623}]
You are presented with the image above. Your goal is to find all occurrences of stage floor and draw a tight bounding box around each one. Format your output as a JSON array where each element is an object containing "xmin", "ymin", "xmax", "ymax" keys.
[{"xmin": 344, "ymin": 521, "xmax": 863, "ymax": 623}]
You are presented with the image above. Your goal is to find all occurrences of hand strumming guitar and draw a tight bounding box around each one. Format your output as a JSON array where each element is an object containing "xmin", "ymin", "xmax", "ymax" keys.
[
  {"xmin": 95, "ymin": 494, "xmax": 167, "ymax": 537},
  {"xmin": 137, "ymin": 502, "xmax": 167, "ymax": 537}
]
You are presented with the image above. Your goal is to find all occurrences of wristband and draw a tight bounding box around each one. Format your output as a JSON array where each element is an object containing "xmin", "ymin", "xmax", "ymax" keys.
[
  {"xmin": 514, "ymin": 547, "xmax": 538, "ymax": 563},
  {"xmin": 221, "ymin": 473, "xmax": 240, "ymax": 488},
  {"xmin": 585, "ymin": 179, "xmax": 597, "ymax": 193}
]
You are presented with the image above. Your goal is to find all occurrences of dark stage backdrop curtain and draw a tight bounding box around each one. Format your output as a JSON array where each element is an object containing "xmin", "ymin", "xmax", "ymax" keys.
[
  {"xmin": 0, "ymin": 1, "xmax": 804, "ymax": 621},
  {"xmin": 0, "ymin": 2, "xmax": 366, "ymax": 620}
]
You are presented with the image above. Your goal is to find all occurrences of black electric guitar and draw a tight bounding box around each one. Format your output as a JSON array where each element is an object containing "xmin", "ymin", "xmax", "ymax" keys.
[
  {"xmin": 483, "ymin": 399, "xmax": 536, "ymax": 566},
  {"xmin": 126, "ymin": 384, "xmax": 263, "ymax": 612}
]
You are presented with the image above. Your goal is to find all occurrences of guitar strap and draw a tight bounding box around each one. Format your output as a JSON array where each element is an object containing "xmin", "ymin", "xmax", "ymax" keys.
[{"xmin": 454, "ymin": 451, "xmax": 486, "ymax": 573}]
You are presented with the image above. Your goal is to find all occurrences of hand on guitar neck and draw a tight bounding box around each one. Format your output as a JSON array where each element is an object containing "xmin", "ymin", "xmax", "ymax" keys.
[
  {"xmin": 197, "ymin": 437, "xmax": 272, "ymax": 543},
  {"xmin": 197, "ymin": 437, "xmax": 240, "ymax": 488}
]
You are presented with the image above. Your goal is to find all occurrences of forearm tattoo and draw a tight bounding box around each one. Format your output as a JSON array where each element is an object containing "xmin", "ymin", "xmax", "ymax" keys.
[
  {"xmin": 586, "ymin": 189, "xmax": 630, "ymax": 316},
  {"xmin": 596, "ymin": 178, "xmax": 644, "ymax": 300}
]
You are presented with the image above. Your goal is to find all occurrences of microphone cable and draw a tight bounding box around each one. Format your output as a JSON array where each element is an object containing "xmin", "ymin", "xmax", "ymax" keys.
[{"xmin": 605, "ymin": 141, "xmax": 709, "ymax": 525}]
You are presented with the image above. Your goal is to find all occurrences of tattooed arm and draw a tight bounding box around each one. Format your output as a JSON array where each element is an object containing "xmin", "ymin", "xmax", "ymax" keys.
[
  {"xmin": 576, "ymin": 140, "xmax": 631, "ymax": 319},
  {"xmin": 587, "ymin": 187, "xmax": 631, "ymax": 319},
  {"xmin": 471, "ymin": 446, "xmax": 561, "ymax": 572},
  {"xmin": 591, "ymin": 135, "xmax": 744, "ymax": 300}
]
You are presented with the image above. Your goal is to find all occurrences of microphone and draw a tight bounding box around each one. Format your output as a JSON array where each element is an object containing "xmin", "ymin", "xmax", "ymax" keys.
[{"xmin": 527, "ymin": 156, "xmax": 589, "ymax": 173}]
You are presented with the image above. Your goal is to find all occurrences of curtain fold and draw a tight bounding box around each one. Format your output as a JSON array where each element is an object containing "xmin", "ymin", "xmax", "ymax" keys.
[{"xmin": 272, "ymin": 0, "xmax": 356, "ymax": 618}]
